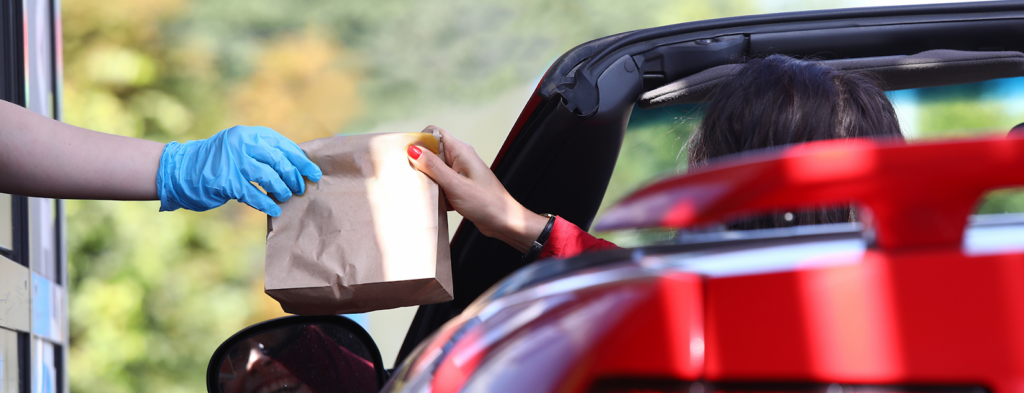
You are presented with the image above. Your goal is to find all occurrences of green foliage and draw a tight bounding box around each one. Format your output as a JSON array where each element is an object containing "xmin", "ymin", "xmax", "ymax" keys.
[
  {"xmin": 177, "ymin": 0, "xmax": 669, "ymax": 131},
  {"xmin": 977, "ymin": 187, "xmax": 1024, "ymax": 215},
  {"xmin": 595, "ymin": 106, "xmax": 701, "ymax": 246},
  {"xmin": 916, "ymin": 100, "xmax": 1016, "ymax": 138},
  {"xmin": 67, "ymin": 200, "xmax": 265, "ymax": 393},
  {"xmin": 909, "ymin": 87, "xmax": 1024, "ymax": 214}
]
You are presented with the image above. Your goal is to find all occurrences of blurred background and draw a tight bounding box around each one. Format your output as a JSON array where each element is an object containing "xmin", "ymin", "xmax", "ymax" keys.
[{"xmin": 61, "ymin": 0, "xmax": 1018, "ymax": 391}]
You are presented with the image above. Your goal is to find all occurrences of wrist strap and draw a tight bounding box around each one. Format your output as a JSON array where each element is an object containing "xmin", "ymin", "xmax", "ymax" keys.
[{"xmin": 523, "ymin": 214, "xmax": 556, "ymax": 262}]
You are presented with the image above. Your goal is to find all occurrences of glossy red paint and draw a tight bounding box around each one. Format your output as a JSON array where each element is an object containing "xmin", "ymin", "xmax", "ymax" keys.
[
  {"xmin": 408, "ymin": 318, "xmax": 461, "ymax": 378},
  {"xmin": 706, "ymin": 248, "xmax": 1024, "ymax": 393},
  {"xmin": 420, "ymin": 272, "xmax": 704, "ymax": 393},
  {"xmin": 420, "ymin": 247, "xmax": 1024, "ymax": 392},
  {"xmin": 596, "ymin": 136, "xmax": 1024, "ymax": 249},
  {"xmin": 578, "ymin": 272, "xmax": 704, "ymax": 383},
  {"xmin": 430, "ymin": 328, "xmax": 485, "ymax": 393}
]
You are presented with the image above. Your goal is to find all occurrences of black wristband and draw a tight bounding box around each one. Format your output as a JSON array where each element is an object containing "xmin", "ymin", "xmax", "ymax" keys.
[{"xmin": 523, "ymin": 214, "xmax": 556, "ymax": 262}]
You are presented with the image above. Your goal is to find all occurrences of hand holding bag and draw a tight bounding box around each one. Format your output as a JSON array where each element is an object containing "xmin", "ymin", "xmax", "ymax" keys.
[{"xmin": 265, "ymin": 129, "xmax": 452, "ymax": 315}]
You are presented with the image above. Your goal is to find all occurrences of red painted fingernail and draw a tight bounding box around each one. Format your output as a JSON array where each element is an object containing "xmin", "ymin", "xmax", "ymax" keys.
[{"xmin": 407, "ymin": 145, "xmax": 422, "ymax": 160}]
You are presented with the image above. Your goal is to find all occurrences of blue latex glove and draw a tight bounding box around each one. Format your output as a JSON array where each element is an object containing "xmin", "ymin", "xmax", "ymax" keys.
[{"xmin": 157, "ymin": 126, "xmax": 322, "ymax": 216}]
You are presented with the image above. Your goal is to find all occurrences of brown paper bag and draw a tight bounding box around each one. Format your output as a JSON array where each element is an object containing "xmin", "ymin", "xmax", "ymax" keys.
[{"xmin": 265, "ymin": 130, "xmax": 452, "ymax": 315}]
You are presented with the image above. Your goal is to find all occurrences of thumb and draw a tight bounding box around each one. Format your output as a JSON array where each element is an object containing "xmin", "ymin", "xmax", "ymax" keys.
[{"xmin": 408, "ymin": 144, "xmax": 462, "ymax": 190}]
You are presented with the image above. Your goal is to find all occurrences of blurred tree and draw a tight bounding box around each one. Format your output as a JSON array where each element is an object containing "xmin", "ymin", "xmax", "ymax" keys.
[
  {"xmin": 62, "ymin": 0, "xmax": 361, "ymax": 391},
  {"xmin": 177, "ymin": 0, "xmax": 669, "ymax": 132},
  {"xmin": 229, "ymin": 30, "xmax": 361, "ymax": 142},
  {"xmin": 911, "ymin": 80, "xmax": 1024, "ymax": 214}
]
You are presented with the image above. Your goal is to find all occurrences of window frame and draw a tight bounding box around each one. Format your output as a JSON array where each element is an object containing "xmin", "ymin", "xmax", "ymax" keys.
[{"xmin": 0, "ymin": 0, "xmax": 28, "ymax": 268}]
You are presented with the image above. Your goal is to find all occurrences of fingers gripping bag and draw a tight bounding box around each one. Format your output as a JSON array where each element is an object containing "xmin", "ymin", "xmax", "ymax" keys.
[{"xmin": 265, "ymin": 129, "xmax": 452, "ymax": 315}]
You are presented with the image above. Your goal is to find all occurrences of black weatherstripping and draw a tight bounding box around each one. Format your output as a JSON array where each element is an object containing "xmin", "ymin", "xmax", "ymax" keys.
[
  {"xmin": 540, "ymin": 0, "xmax": 1024, "ymax": 117},
  {"xmin": 637, "ymin": 34, "xmax": 748, "ymax": 92},
  {"xmin": 397, "ymin": 1, "xmax": 1024, "ymax": 365}
]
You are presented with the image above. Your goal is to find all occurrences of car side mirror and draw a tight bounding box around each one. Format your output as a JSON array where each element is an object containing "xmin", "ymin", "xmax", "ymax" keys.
[{"xmin": 207, "ymin": 315, "xmax": 388, "ymax": 393}]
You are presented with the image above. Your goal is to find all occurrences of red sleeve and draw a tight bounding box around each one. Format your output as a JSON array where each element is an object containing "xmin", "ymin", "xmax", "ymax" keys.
[{"xmin": 539, "ymin": 216, "xmax": 620, "ymax": 259}]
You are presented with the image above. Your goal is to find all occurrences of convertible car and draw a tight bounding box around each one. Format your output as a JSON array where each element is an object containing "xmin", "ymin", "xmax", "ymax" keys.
[{"xmin": 207, "ymin": 2, "xmax": 1024, "ymax": 392}]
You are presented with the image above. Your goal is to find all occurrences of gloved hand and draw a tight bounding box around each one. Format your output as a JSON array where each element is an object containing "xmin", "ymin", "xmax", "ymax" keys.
[{"xmin": 157, "ymin": 126, "xmax": 322, "ymax": 216}]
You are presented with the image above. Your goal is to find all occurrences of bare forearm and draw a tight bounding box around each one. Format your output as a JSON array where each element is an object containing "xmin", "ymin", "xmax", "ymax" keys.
[
  {"xmin": 489, "ymin": 202, "xmax": 549, "ymax": 254},
  {"xmin": 406, "ymin": 126, "xmax": 551, "ymax": 253},
  {"xmin": 0, "ymin": 100, "xmax": 163, "ymax": 200}
]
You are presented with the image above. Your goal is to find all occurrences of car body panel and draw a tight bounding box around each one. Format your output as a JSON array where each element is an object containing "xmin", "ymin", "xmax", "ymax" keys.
[
  {"xmin": 706, "ymin": 249, "xmax": 1024, "ymax": 390},
  {"xmin": 387, "ymin": 217, "xmax": 1024, "ymax": 392}
]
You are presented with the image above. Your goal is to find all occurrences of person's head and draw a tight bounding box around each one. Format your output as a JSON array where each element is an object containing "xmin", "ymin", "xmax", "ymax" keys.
[{"xmin": 687, "ymin": 54, "xmax": 904, "ymax": 229}]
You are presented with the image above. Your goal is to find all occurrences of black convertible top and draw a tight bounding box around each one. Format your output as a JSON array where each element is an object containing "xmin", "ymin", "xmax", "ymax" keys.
[{"xmin": 640, "ymin": 49, "xmax": 1024, "ymax": 108}]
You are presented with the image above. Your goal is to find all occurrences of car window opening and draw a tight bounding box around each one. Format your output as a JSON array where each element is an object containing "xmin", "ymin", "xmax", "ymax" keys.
[{"xmin": 594, "ymin": 76, "xmax": 1024, "ymax": 248}]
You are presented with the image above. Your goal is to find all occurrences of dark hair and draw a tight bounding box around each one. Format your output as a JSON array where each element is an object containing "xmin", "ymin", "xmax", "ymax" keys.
[{"xmin": 687, "ymin": 54, "xmax": 904, "ymax": 229}]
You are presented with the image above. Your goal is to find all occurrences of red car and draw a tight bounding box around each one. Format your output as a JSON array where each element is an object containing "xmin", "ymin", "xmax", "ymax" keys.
[{"xmin": 206, "ymin": 2, "xmax": 1024, "ymax": 393}]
